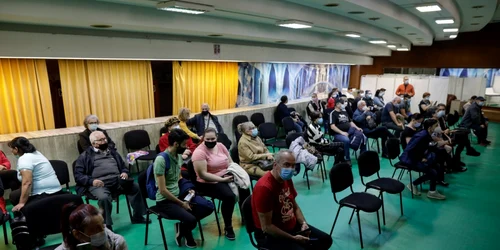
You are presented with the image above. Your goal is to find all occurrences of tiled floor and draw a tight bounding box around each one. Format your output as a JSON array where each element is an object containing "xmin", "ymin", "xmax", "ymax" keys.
[{"xmin": 1, "ymin": 123, "xmax": 499, "ymax": 250}]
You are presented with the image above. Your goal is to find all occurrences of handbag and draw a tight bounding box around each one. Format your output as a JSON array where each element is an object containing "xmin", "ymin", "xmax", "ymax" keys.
[
  {"xmin": 303, "ymin": 143, "xmax": 322, "ymax": 158},
  {"xmin": 255, "ymin": 160, "xmax": 274, "ymax": 171},
  {"xmin": 366, "ymin": 118, "xmax": 377, "ymax": 129}
]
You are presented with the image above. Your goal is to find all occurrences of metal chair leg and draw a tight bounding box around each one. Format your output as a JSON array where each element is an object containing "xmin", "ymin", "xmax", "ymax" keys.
[
  {"xmin": 380, "ymin": 192, "xmax": 386, "ymax": 225},
  {"xmin": 212, "ymin": 198, "xmax": 222, "ymax": 236},
  {"xmin": 125, "ymin": 195, "xmax": 133, "ymax": 222},
  {"xmin": 3, "ymin": 222, "xmax": 8, "ymax": 245},
  {"xmin": 305, "ymin": 170, "xmax": 310, "ymax": 190},
  {"xmin": 116, "ymin": 196, "xmax": 120, "ymax": 214},
  {"xmin": 356, "ymin": 211, "xmax": 364, "ymax": 249},
  {"xmin": 409, "ymin": 171, "xmax": 414, "ymax": 199},
  {"xmin": 348, "ymin": 209, "xmax": 355, "ymax": 224},
  {"xmin": 376, "ymin": 210, "xmax": 381, "ymax": 234},
  {"xmin": 391, "ymin": 168, "xmax": 398, "ymax": 178},
  {"xmin": 144, "ymin": 212, "xmax": 150, "ymax": 245},
  {"xmin": 198, "ymin": 220, "xmax": 205, "ymax": 241},
  {"xmin": 399, "ymin": 193, "xmax": 404, "ymax": 216},
  {"xmin": 322, "ymin": 160, "xmax": 328, "ymax": 180},
  {"xmin": 158, "ymin": 217, "xmax": 168, "ymax": 250},
  {"xmin": 329, "ymin": 206, "xmax": 342, "ymax": 236}
]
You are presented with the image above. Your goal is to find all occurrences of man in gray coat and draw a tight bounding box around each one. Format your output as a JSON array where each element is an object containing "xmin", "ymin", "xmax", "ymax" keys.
[{"xmin": 459, "ymin": 96, "xmax": 490, "ymax": 146}]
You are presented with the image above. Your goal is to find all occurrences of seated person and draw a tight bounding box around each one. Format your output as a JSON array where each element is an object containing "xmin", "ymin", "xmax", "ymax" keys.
[
  {"xmin": 329, "ymin": 99, "xmax": 367, "ymax": 165},
  {"xmin": 237, "ymin": 122, "xmax": 273, "ymax": 177},
  {"xmin": 0, "ymin": 150, "xmax": 18, "ymax": 216},
  {"xmin": 460, "ymin": 96, "xmax": 490, "ymax": 146},
  {"xmin": 78, "ymin": 115, "xmax": 115, "ymax": 153},
  {"xmin": 419, "ymin": 92, "xmax": 432, "ymax": 117},
  {"xmin": 306, "ymin": 111, "xmax": 345, "ymax": 163},
  {"xmin": 192, "ymin": 128, "xmax": 251, "ymax": 241},
  {"xmin": 8, "ymin": 137, "xmax": 63, "ymax": 211},
  {"xmin": 187, "ymin": 103, "xmax": 224, "ymax": 137},
  {"xmin": 276, "ymin": 95, "xmax": 304, "ymax": 133},
  {"xmin": 363, "ymin": 90, "xmax": 381, "ymax": 111},
  {"xmin": 399, "ymin": 119, "xmax": 446, "ymax": 200},
  {"xmin": 400, "ymin": 113, "xmax": 424, "ymax": 150},
  {"xmin": 57, "ymin": 203, "xmax": 127, "ymax": 250},
  {"xmin": 353, "ymin": 89, "xmax": 364, "ymax": 106},
  {"xmin": 252, "ymin": 150, "xmax": 332, "ymax": 250},
  {"xmin": 373, "ymin": 88, "xmax": 386, "ymax": 108},
  {"xmin": 353, "ymin": 100, "xmax": 396, "ymax": 158},
  {"xmin": 345, "ymin": 87, "xmax": 355, "ymax": 99},
  {"xmin": 178, "ymin": 107, "xmax": 201, "ymax": 141},
  {"xmin": 159, "ymin": 117, "xmax": 198, "ymax": 154},
  {"xmin": 306, "ymin": 93, "xmax": 325, "ymax": 118},
  {"xmin": 154, "ymin": 129, "xmax": 213, "ymax": 248},
  {"xmin": 462, "ymin": 95, "xmax": 476, "ymax": 114},
  {"xmin": 399, "ymin": 94, "xmax": 412, "ymax": 121},
  {"xmin": 74, "ymin": 131, "xmax": 149, "ymax": 230},
  {"xmin": 381, "ymin": 96, "xmax": 405, "ymax": 137},
  {"xmin": 326, "ymin": 88, "xmax": 339, "ymax": 109}
]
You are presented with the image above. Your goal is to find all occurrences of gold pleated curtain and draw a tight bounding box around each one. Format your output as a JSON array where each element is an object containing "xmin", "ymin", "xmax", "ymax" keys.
[
  {"xmin": 58, "ymin": 60, "xmax": 154, "ymax": 127},
  {"xmin": 0, "ymin": 59, "xmax": 55, "ymax": 134},
  {"xmin": 173, "ymin": 61, "xmax": 238, "ymax": 114}
]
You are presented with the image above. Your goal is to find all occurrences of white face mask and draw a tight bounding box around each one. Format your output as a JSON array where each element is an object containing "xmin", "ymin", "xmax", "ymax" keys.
[
  {"xmin": 404, "ymin": 80, "xmax": 409, "ymax": 84},
  {"xmin": 89, "ymin": 124, "xmax": 98, "ymax": 131},
  {"xmin": 380, "ymin": 92, "xmax": 385, "ymax": 96},
  {"xmin": 362, "ymin": 106, "xmax": 369, "ymax": 111},
  {"xmin": 366, "ymin": 94, "xmax": 372, "ymax": 98},
  {"xmin": 79, "ymin": 230, "xmax": 107, "ymax": 247},
  {"xmin": 173, "ymin": 125, "xmax": 180, "ymax": 129},
  {"xmin": 437, "ymin": 110, "xmax": 445, "ymax": 118}
]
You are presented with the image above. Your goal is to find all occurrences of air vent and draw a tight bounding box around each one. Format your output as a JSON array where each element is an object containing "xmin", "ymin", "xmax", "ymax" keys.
[
  {"xmin": 473, "ymin": 15, "xmax": 483, "ymax": 18},
  {"xmin": 275, "ymin": 41, "xmax": 287, "ymax": 44},
  {"xmin": 472, "ymin": 5, "xmax": 484, "ymax": 9},
  {"xmin": 91, "ymin": 24, "xmax": 112, "ymax": 29},
  {"xmin": 348, "ymin": 11, "xmax": 365, "ymax": 14},
  {"xmin": 208, "ymin": 34, "xmax": 223, "ymax": 37},
  {"xmin": 407, "ymin": 33, "xmax": 417, "ymax": 35},
  {"xmin": 368, "ymin": 17, "xmax": 380, "ymax": 21},
  {"xmin": 324, "ymin": 3, "xmax": 339, "ymax": 7},
  {"xmin": 470, "ymin": 23, "xmax": 480, "ymax": 25}
]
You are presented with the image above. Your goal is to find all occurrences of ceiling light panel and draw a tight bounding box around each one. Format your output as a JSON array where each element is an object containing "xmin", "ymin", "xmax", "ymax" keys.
[
  {"xmin": 397, "ymin": 48, "xmax": 409, "ymax": 51},
  {"xmin": 156, "ymin": 1, "xmax": 214, "ymax": 15},
  {"xmin": 435, "ymin": 18, "xmax": 454, "ymax": 24},
  {"xmin": 369, "ymin": 39, "xmax": 387, "ymax": 44},
  {"xmin": 387, "ymin": 44, "xmax": 397, "ymax": 48},
  {"xmin": 276, "ymin": 20, "xmax": 313, "ymax": 29},
  {"xmin": 416, "ymin": 4, "xmax": 442, "ymax": 12},
  {"xmin": 449, "ymin": 35, "xmax": 457, "ymax": 39},
  {"xmin": 345, "ymin": 32, "xmax": 361, "ymax": 38},
  {"xmin": 443, "ymin": 28, "xmax": 459, "ymax": 32}
]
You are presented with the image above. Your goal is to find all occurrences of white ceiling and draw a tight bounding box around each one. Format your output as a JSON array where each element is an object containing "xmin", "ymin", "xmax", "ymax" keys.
[{"xmin": 0, "ymin": 0, "xmax": 497, "ymax": 58}]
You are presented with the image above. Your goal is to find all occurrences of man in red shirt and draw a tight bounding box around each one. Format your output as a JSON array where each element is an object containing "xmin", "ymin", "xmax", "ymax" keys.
[{"xmin": 251, "ymin": 150, "xmax": 332, "ymax": 250}]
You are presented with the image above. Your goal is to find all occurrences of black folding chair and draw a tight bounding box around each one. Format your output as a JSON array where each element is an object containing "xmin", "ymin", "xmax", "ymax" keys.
[
  {"xmin": 217, "ymin": 133, "xmax": 232, "ymax": 150},
  {"xmin": 258, "ymin": 123, "xmax": 287, "ymax": 152},
  {"xmin": 250, "ymin": 113, "xmax": 265, "ymax": 128},
  {"xmin": 124, "ymin": 130, "xmax": 157, "ymax": 173},
  {"xmin": 282, "ymin": 117, "xmax": 297, "ymax": 135},
  {"xmin": 285, "ymin": 133, "xmax": 325, "ymax": 190},
  {"xmin": 329, "ymin": 163, "xmax": 382, "ymax": 249},
  {"xmin": 241, "ymin": 196, "xmax": 265, "ymax": 249},
  {"xmin": 387, "ymin": 138, "xmax": 421, "ymax": 198},
  {"xmin": 357, "ymin": 151, "xmax": 405, "ymax": 225},
  {"xmin": 232, "ymin": 115, "xmax": 249, "ymax": 142},
  {"xmin": 49, "ymin": 160, "xmax": 71, "ymax": 192}
]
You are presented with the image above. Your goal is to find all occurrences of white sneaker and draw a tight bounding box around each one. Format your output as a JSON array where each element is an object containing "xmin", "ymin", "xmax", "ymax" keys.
[
  {"xmin": 407, "ymin": 183, "xmax": 421, "ymax": 196},
  {"xmin": 427, "ymin": 191, "xmax": 446, "ymax": 200}
]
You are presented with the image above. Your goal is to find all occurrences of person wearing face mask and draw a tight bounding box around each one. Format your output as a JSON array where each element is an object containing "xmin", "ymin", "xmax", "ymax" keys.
[
  {"xmin": 251, "ymin": 150, "xmax": 332, "ymax": 250},
  {"xmin": 154, "ymin": 129, "xmax": 213, "ymax": 248},
  {"xmin": 306, "ymin": 93, "xmax": 325, "ymax": 118},
  {"xmin": 306, "ymin": 111, "xmax": 345, "ymax": 163},
  {"xmin": 7, "ymin": 137, "xmax": 63, "ymax": 212},
  {"xmin": 74, "ymin": 131, "xmax": 149, "ymax": 231},
  {"xmin": 459, "ymin": 96, "xmax": 490, "ymax": 146},
  {"xmin": 395, "ymin": 76, "xmax": 415, "ymax": 104},
  {"xmin": 326, "ymin": 88, "xmax": 339, "ymax": 109},
  {"xmin": 400, "ymin": 113, "xmax": 424, "ymax": 150},
  {"xmin": 178, "ymin": 107, "xmax": 201, "ymax": 141},
  {"xmin": 419, "ymin": 92, "xmax": 432, "ymax": 117},
  {"xmin": 78, "ymin": 115, "xmax": 116, "ymax": 154},
  {"xmin": 462, "ymin": 96, "xmax": 476, "ymax": 114},
  {"xmin": 159, "ymin": 117, "xmax": 198, "ymax": 153},
  {"xmin": 187, "ymin": 103, "xmax": 224, "ymax": 137},
  {"xmin": 345, "ymin": 87, "xmax": 355, "ymax": 99},
  {"xmin": 192, "ymin": 128, "xmax": 251, "ymax": 241},
  {"xmin": 362, "ymin": 90, "xmax": 377, "ymax": 109},
  {"xmin": 381, "ymin": 96, "xmax": 405, "ymax": 137},
  {"xmin": 57, "ymin": 203, "xmax": 127, "ymax": 250},
  {"xmin": 373, "ymin": 88, "xmax": 386, "ymax": 108},
  {"xmin": 237, "ymin": 122, "xmax": 273, "ymax": 177}
]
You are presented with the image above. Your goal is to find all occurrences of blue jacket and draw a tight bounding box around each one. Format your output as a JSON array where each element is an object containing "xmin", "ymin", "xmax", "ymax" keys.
[
  {"xmin": 399, "ymin": 129, "xmax": 432, "ymax": 165},
  {"xmin": 276, "ymin": 102, "xmax": 291, "ymax": 122},
  {"xmin": 353, "ymin": 108, "xmax": 376, "ymax": 129},
  {"xmin": 74, "ymin": 147, "xmax": 129, "ymax": 195},
  {"xmin": 187, "ymin": 113, "xmax": 224, "ymax": 136},
  {"xmin": 459, "ymin": 102, "xmax": 483, "ymax": 128}
]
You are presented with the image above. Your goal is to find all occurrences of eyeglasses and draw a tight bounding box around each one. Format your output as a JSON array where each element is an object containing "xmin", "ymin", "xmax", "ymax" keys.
[
  {"xmin": 88, "ymin": 122, "xmax": 98, "ymax": 125},
  {"xmin": 95, "ymin": 138, "xmax": 107, "ymax": 142}
]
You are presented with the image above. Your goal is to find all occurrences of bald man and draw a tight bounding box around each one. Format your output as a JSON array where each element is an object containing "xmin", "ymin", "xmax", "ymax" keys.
[{"xmin": 187, "ymin": 103, "xmax": 224, "ymax": 136}]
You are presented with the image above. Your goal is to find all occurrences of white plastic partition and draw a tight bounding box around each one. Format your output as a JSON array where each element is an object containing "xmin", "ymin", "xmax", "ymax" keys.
[
  {"xmin": 428, "ymin": 77, "xmax": 450, "ymax": 106},
  {"xmin": 462, "ymin": 78, "xmax": 487, "ymax": 100}
]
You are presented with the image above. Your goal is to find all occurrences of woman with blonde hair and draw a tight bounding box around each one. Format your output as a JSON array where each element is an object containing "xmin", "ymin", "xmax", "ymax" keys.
[
  {"xmin": 237, "ymin": 122, "xmax": 273, "ymax": 177},
  {"xmin": 178, "ymin": 108, "xmax": 201, "ymax": 141}
]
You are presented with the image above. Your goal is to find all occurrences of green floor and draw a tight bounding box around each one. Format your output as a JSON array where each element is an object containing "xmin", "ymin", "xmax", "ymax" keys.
[{"xmin": 1, "ymin": 124, "xmax": 499, "ymax": 250}]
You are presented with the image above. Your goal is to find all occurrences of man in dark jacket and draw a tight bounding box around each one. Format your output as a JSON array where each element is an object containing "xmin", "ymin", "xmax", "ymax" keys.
[
  {"xmin": 78, "ymin": 114, "xmax": 116, "ymax": 154},
  {"xmin": 276, "ymin": 95, "xmax": 304, "ymax": 133},
  {"xmin": 74, "ymin": 131, "xmax": 149, "ymax": 230},
  {"xmin": 187, "ymin": 103, "xmax": 224, "ymax": 136},
  {"xmin": 459, "ymin": 96, "xmax": 490, "ymax": 146}
]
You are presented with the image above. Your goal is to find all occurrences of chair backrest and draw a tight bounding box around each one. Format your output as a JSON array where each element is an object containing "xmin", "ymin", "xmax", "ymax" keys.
[
  {"xmin": 124, "ymin": 130, "xmax": 152, "ymax": 151},
  {"xmin": 357, "ymin": 151, "xmax": 380, "ymax": 177},
  {"xmin": 77, "ymin": 142, "xmax": 84, "ymax": 154},
  {"xmin": 386, "ymin": 138, "xmax": 401, "ymax": 160},
  {"xmin": 155, "ymin": 144, "xmax": 161, "ymax": 154},
  {"xmin": 49, "ymin": 160, "xmax": 70, "ymax": 188},
  {"xmin": 288, "ymin": 107, "xmax": 296, "ymax": 113},
  {"xmin": 282, "ymin": 117, "xmax": 296, "ymax": 134},
  {"xmin": 186, "ymin": 160, "xmax": 198, "ymax": 184},
  {"xmin": 329, "ymin": 163, "xmax": 354, "ymax": 193},
  {"xmin": 217, "ymin": 133, "xmax": 232, "ymax": 150},
  {"xmin": 230, "ymin": 147, "xmax": 240, "ymax": 164},
  {"xmin": 232, "ymin": 115, "xmax": 249, "ymax": 130},
  {"xmin": 250, "ymin": 113, "xmax": 265, "ymax": 128},
  {"xmin": 241, "ymin": 195, "xmax": 259, "ymax": 248},
  {"xmin": 258, "ymin": 122, "xmax": 278, "ymax": 140},
  {"xmin": 273, "ymin": 109, "xmax": 282, "ymax": 127},
  {"xmin": 285, "ymin": 132, "xmax": 302, "ymax": 148}
]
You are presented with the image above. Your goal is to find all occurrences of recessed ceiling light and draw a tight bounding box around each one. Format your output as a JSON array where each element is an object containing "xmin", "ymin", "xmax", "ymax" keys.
[
  {"xmin": 90, "ymin": 24, "xmax": 112, "ymax": 29},
  {"xmin": 449, "ymin": 34, "xmax": 457, "ymax": 39},
  {"xmin": 407, "ymin": 33, "xmax": 417, "ymax": 35},
  {"xmin": 345, "ymin": 32, "xmax": 361, "ymax": 38},
  {"xmin": 276, "ymin": 20, "xmax": 313, "ymax": 29},
  {"xmin": 348, "ymin": 11, "xmax": 365, "ymax": 14},
  {"xmin": 324, "ymin": 3, "xmax": 339, "ymax": 7},
  {"xmin": 473, "ymin": 15, "xmax": 483, "ymax": 18},
  {"xmin": 435, "ymin": 18, "xmax": 454, "ymax": 24},
  {"xmin": 443, "ymin": 28, "xmax": 459, "ymax": 32},
  {"xmin": 369, "ymin": 39, "xmax": 387, "ymax": 44},
  {"xmin": 470, "ymin": 23, "xmax": 480, "ymax": 25},
  {"xmin": 397, "ymin": 48, "xmax": 410, "ymax": 51},
  {"xmin": 472, "ymin": 5, "xmax": 484, "ymax": 9},
  {"xmin": 156, "ymin": 1, "xmax": 214, "ymax": 15},
  {"xmin": 275, "ymin": 41, "xmax": 287, "ymax": 44},
  {"xmin": 387, "ymin": 44, "xmax": 397, "ymax": 48},
  {"xmin": 368, "ymin": 17, "xmax": 380, "ymax": 21},
  {"xmin": 416, "ymin": 4, "xmax": 441, "ymax": 12},
  {"xmin": 208, "ymin": 34, "xmax": 222, "ymax": 37}
]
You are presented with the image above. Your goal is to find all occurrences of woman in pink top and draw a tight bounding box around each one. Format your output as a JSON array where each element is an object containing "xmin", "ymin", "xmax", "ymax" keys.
[{"xmin": 192, "ymin": 128, "xmax": 250, "ymax": 241}]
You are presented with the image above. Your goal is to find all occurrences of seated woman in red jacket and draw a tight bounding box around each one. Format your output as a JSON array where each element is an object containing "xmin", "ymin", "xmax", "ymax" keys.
[{"xmin": 0, "ymin": 150, "xmax": 20, "ymax": 216}]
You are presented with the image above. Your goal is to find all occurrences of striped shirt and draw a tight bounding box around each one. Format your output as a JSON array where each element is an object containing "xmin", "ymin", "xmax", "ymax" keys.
[{"xmin": 306, "ymin": 123, "xmax": 329, "ymax": 145}]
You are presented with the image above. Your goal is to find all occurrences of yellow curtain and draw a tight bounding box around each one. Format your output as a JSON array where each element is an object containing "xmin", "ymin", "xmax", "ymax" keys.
[
  {"xmin": 0, "ymin": 59, "xmax": 55, "ymax": 134},
  {"xmin": 58, "ymin": 60, "xmax": 155, "ymax": 126},
  {"xmin": 173, "ymin": 61, "xmax": 238, "ymax": 114}
]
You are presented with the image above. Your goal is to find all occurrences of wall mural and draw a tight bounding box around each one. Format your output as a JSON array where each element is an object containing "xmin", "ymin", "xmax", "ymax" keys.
[
  {"xmin": 236, "ymin": 63, "xmax": 350, "ymax": 107},
  {"xmin": 439, "ymin": 68, "xmax": 500, "ymax": 88}
]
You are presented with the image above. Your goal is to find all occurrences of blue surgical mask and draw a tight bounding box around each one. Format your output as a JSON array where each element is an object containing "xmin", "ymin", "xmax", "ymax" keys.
[
  {"xmin": 437, "ymin": 110, "xmax": 445, "ymax": 118},
  {"xmin": 89, "ymin": 124, "xmax": 98, "ymax": 131},
  {"xmin": 251, "ymin": 128, "xmax": 258, "ymax": 137},
  {"xmin": 317, "ymin": 118, "xmax": 323, "ymax": 125},
  {"xmin": 414, "ymin": 122, "xmax": 421, "ymax": 128},
  {"xmin": 478, "ymin": 102, "xmax": 484, "ymax": 106},
  {"xmin": 280, "ymin": 168, "xmax": 294, "ymax": 181}
]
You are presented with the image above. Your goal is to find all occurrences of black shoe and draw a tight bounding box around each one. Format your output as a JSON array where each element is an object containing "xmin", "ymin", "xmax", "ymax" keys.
[
  {"xmin": 381, "ymin": 153, "xmax": 390, "ymax": 159},
  {"xmin": 184, "ymin": 232, "xmax": 197, "ymax": 248},
  {"xmin": 106, "ymin": 225, "xmax": 113, "ymax": 231},
  {"xmin": 1, "ymin": 213, "xmax": 9, "ymax": 223},
  {"xmin": 466, "ymin": 150, "xmax": 481, "ymax": 157},
  {"xmin": 437, "ymin": 181, "xmax": 449, "ymax": 187},
  {"xmin": 131, "ymin": 216, "xmax": 152, "ymax": 224},
  {"xmin": 174, "ymin": 222, "xmax": 182, "ymax": 246},
  {"xmin": 460, "ymin": 161, "xmax": 466, "ymax": 167},
  {"xmin": 225, "ymin": 227, "xmax": 235, "ymax": 241},
  {"xmin": 485, "ymin": 140, "xmax": 492, "ymax": 144},
  {"xmin": 454, "ymin": 167, "xmax": 468, "ymax": 172}
]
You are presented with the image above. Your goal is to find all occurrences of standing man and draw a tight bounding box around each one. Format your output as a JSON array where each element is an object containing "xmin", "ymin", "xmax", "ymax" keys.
[
  {"xmin": 395, "ymin": 76, "xmax": 415, "ymax": 109},
  {"xmin": 251, "ymin": 150, "xmax": 332, "ymax": 250}
]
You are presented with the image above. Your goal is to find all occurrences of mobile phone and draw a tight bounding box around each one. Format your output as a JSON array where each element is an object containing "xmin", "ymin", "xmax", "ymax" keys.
[
  {"xmin": 309, "ymin": 238, "xmax": 318, "ymax": 241},
  {"xmin": 294, "ymin": 227, "xmax": 311, "ymax": 235},
  {"xmin": 76, "ymin": 242, "xmax": 92, "ymax": 250},
  {"xmin": 184, "ymin": 192, "xmax": 194, "ymax": 202}
]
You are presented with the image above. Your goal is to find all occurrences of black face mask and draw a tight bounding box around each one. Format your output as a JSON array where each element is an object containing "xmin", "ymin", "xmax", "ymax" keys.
[
  {"xmin": 98, "ymin": 143, "xmax": 109, "ymax": 151},
  {"xmin": 205, "ymin": 141, "xmax": 217, "ymax": 149},
  {"xmin": 176, "ymin": 146, "xmax": 186, "ymax": 155},
  {"xmin": 201, "ymin": 111, "xmax": 209, "ymax": 116}
]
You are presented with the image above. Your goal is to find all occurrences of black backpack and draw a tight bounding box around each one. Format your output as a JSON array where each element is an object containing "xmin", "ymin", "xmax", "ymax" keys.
[{"xmin": 10, "ymin": 211, "xmax": 35, "ymax": 250}]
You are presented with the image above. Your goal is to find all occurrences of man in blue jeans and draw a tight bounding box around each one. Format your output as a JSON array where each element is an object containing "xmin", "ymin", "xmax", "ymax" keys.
[{"xmin": 329, "ymin": 99, "xmax": 366, "ymax": 165}]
